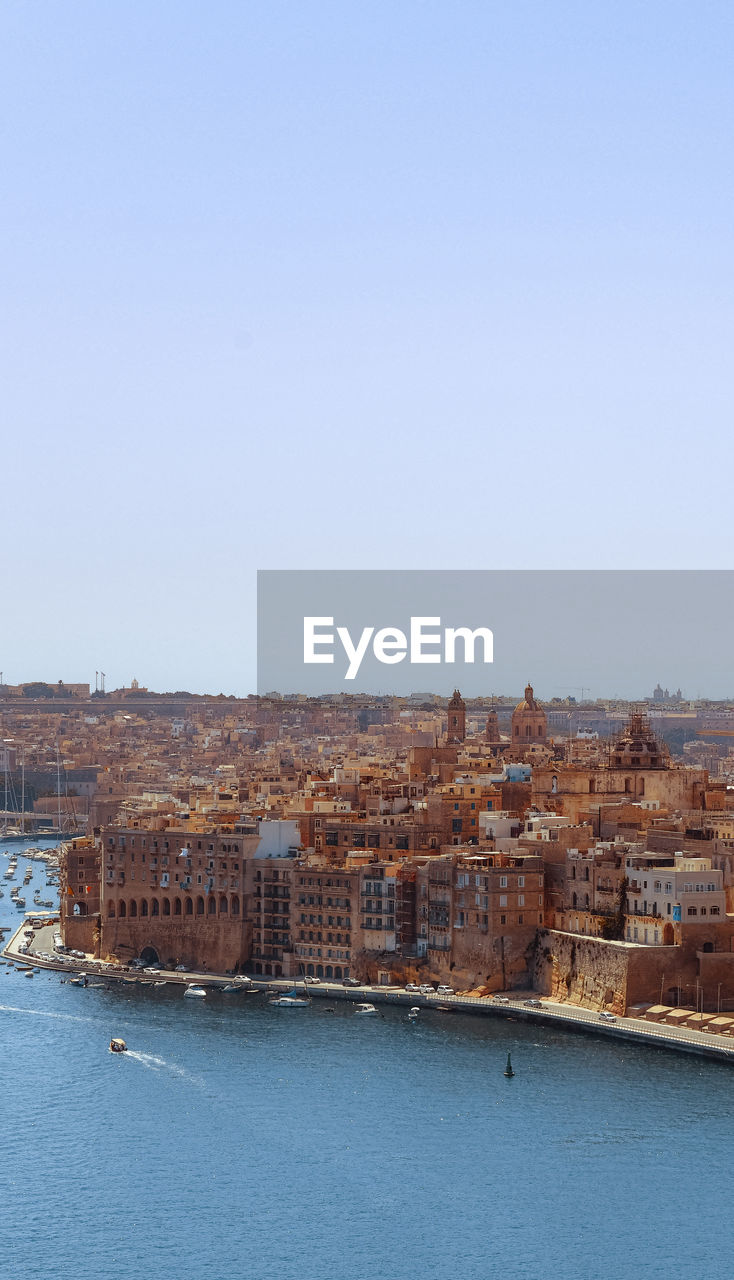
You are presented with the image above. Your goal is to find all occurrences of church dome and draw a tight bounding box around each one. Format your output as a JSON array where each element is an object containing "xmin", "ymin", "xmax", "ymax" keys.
[{"xmin": 515, "ymin": 683, "xmax": 539, "ymax": 713}]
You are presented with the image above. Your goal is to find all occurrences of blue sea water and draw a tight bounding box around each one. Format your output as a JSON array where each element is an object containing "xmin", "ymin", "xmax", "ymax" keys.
[{"xmin": 2, "ymin": 839, "xmax": 733, "ymax": 1280}]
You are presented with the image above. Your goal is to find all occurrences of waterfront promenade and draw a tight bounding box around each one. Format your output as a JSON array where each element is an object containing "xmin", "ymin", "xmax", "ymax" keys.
[{"xmin": 5, "ymin": 916, "xmax": 734, "ymax": 1065}]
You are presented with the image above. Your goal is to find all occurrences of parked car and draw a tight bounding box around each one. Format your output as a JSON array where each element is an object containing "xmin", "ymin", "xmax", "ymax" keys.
[
  {"xmin": 304, "ymin": 976, "xmax": 321, "ymax": 984},
  {"xmin": 436, "ymin": 985, "xmax": 454, "ymax": 996},
  {"xmin": 492, "ymin": 995, "xmax": 510, "ymax": 1004},
  {"xmin": 405, "ymin": 982, "xmax": 420, "ymax": 993},
  {"xmin": 598, "ymin": 1011, "xmax": 616, "ymax": 1022},
  {"xmin": 175, "ymin": 964, "xmax": 189, "ymax": 972},
  {"xmin": 524, "ymin": 998, "xmax": 543, "ymax": 1007},
  {"xmin": 343, "ymin": 977, "xmax": 362, "ymax": 987},
  {"xmin": 419, "ymin": 984, "xmax": 435, "ymax": 994}
]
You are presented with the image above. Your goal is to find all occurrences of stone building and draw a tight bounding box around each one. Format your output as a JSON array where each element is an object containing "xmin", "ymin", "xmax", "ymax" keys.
[
  {"xmin": 93, "ymin": 823, "xmax": 261, "ymax": 971},
  {"xmin": 532, "ymin": 711, "xmax": 708, "ymax": 822}
]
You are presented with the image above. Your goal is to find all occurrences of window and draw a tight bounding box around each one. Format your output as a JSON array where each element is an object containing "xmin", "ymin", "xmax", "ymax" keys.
[
  {"xmin": 687, "ymin": 907, "xmax": 698, "ymax": 916},
  {"xmin": 499, "ymin": 895, "xmax": 507, "ymax": 907},
  {"xmin": 518, "ymin": 895, "xmax": 525, "ymax": 907},
  {"xmin": 518, "ymin": 875, "xmax": 525, "ymax": 887},
  {"xmin": 499, "ymin": 875, "xmax": 507, "ymax": 888}
]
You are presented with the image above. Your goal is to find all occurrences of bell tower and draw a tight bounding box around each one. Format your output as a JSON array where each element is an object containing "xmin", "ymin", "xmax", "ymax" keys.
[{"xmin": 446, "ymin": 689, "xmax": 466, "ymax": 744}]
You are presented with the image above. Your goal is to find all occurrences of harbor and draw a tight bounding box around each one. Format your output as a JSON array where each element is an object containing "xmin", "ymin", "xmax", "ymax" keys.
[{"xmin": 5, "ymin": 902, "xmax": 734, "ymax": 1064}]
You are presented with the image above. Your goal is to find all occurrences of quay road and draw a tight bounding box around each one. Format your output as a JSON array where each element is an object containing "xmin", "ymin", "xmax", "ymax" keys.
[
  {"xmin": 262, "ymin": 979, "xmax": 734, "ymax": 1064},
  {"xmin": 4, "ymin": 917, "xmax": 734, "ymax": 1064}
]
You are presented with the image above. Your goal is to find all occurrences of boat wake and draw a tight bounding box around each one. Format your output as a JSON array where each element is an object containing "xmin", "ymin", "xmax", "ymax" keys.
[
  {"xmin": 0, "ymin": 1003, "xmax": 94, "ymax": 1025},
  {"xmin": 124, "ymin": 1050, "xmax": 204, "ymax": 1088}
]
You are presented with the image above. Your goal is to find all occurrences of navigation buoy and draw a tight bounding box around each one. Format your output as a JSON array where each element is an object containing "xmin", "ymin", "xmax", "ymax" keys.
[{"xmin": 504, "ymin": 1052, "xmax": 514, "ymax": 1078}]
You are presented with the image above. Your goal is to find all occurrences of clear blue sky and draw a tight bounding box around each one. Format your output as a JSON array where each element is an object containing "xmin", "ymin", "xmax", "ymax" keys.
[{"xmin": 2, "ymin": 2, "xmax": 733, "ymax": 694}]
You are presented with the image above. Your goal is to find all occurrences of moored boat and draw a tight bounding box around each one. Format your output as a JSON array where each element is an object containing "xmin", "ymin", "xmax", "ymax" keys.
[
  {"xmin": 183, "ymin": 984, "xmax": 207, "ymax": 999},
  {"xmin": 354, "ymin": 1002, "xmax": 378, "ymax": 1016}
]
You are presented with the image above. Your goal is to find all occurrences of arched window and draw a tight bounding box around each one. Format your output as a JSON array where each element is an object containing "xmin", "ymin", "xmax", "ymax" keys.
[
  {"xmin": 231, "ymin": 895, "xmax": 240, "ymax": 916},
  {"xmin": 334, "ymin": 966, "xmax": 342, "ymax": 979},
  {"xmin": 208, "ymin": 896, "xmax": 216, "ymax": 916},
  {"xmin": 162, "ymin": 898, "xmax": 170, "ymax": 916},
  {"xmin": 219, "ymin": 897, "xmax": 228, "ymax": 914},
  {"xmin": 572, "ymin": 892, "xmax": 577, "ymax": 908},
  {"xmin": 196, "ymin": 896, "xmax": 204, "ymax": 915},
  {"xmin": 185, "ymin": 897, "xmax": 193, "ymax": 915},
  {"xmin": 151, "ymin": 898, "xmax": 159, "ymax": 916},
  {"xmin": 141, "ymin": 900, "xmax": 148, "ymax": 917},
  {"xmin": 119, "ymin": 900, "xmax": 126, "ymax": 918},
  {"xmin": 174, "ymin": 898, "xmax": 181, "ymax": 915},
  {"xmin": 129, "ymin": 900, "xmax": 137, "ymax": 917},
  {"xmin": 108, "ymin": 901, "xmax": 115, "ymax": 917}
]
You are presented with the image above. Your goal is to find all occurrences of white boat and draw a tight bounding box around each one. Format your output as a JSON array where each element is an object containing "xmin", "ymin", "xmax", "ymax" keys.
[
  {"xmin": 354, "ymin": 1002, "xmax": 378, "ymax": 1016},
  {"xmin": 408, "ymin": 1006, "xmax": 420, "ymax": 1020},
  {"xmin": 183, "ymin": 984, "xmax": 207, "ymax": 998},
  {"xmin": 269, "ymin": 993, "xmax": 310, "ymax": 1007}
]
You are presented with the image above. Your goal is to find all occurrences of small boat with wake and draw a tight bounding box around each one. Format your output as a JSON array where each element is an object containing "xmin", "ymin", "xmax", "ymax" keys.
[{"xmin": 109, "ymin": 1038, "xmax": 127, "ymax": 1053}]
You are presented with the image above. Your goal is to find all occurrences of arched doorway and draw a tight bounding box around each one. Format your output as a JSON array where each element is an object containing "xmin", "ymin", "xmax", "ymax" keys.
[
  {"xmin": 662, "ymin": 922, "xmax": 674, "ymax": 945},
  {"xmin": 140, "ymin": 945, "xmax": 160, "ymax": 965}
]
